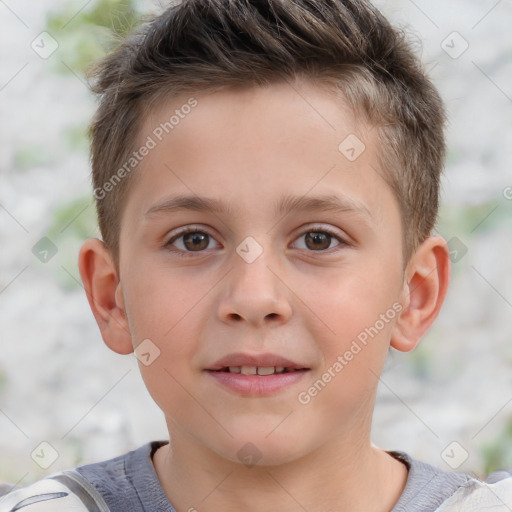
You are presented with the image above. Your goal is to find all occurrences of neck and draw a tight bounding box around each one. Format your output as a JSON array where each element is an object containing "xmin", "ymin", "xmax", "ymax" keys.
[{"xmin": 153, "ymin": 424, "xmax": 408, "ymax": 512}]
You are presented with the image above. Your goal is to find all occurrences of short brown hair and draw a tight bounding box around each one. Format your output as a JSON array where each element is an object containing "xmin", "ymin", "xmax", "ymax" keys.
[{"xmin": 88, "ymin": 0, "xmax": 446, "ymax": 272}]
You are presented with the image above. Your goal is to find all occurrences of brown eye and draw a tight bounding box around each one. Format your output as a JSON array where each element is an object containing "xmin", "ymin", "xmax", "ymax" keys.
[
  {"xmin": 182, "ymin": 232, "xmax": 210, "ymax": 251},
  {"xmin": 304, "ymin": 232, "xmax": 332, "ymax": 251},
  {"xmin": 166, "ymin": 228, "xmax": 219, "ymax": 255},
  {"xmin": 292, "ymin": 228, "xmax": 345, "ymax": 252}
]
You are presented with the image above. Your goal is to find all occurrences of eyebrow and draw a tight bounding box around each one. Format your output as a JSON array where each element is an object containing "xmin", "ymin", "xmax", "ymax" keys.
[{"xmin": 144, "ymin": 193, "xmax": 373, "ymax": 221}]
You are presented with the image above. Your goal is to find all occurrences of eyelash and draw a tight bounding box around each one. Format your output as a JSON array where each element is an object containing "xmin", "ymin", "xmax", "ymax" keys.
[{"xmin": 164, "ymin": 225, "xmax": 349, "ymax": 258}]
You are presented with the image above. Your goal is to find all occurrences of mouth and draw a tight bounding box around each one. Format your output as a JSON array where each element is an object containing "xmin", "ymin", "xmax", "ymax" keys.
[
  {"xmin": 205, "ymin": 353, "xmax": 310, "ymax": 395},
  {"xmin": 206, "ymin": 352, "xmax": 310, "ymax": 372},
  {"xmin": 205, "ymin": 366, "xmax": 310, "ymax": 396},
  {"xmin": 208, "ymin": 366, "xmax": 308, "ymax": 375}
]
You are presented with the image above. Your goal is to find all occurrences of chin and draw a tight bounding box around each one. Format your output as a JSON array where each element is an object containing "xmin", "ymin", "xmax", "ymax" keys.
[{"xmin": 210, "ymin": 422, "xmax": 313, "ymax": 468}]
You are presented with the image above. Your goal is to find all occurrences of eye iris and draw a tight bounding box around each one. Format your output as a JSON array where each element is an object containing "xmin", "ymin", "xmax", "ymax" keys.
[
  {"xmin": 305, "ymin": 232, "xmax": 331, "ymax": 250},
  {"xmin": 183, "ymin": 232, "xmax": 209, "ymax": 251}
]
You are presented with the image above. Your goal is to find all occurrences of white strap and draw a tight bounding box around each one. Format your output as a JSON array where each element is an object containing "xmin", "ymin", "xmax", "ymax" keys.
[
  {"xmin": 0, "ymin": 470, "xmax": 110, "ymax": 512},
  {"xmin": 435, "ymin": 475, "xmax": 512, "ymax": 511}
]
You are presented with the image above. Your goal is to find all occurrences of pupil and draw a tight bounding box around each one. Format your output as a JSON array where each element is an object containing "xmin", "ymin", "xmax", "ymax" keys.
[{"xmin": 306, "ymin": 232, "xmax": 330, "ymax": 250}]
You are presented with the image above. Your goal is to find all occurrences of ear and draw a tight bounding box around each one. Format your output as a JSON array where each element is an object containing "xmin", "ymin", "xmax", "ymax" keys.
[
  {"xmin": 78, "ymin": 238, "xmax": 134, "ymax": 355},
  {"xmin": 391, "ymin": 236, "xmax": 451, "ymax": 352}
]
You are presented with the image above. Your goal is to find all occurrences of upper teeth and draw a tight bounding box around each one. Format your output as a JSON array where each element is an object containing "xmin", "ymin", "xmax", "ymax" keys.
[{"xmin": 229, "ymin": 366, "xmax": 287, "ymax": 375}]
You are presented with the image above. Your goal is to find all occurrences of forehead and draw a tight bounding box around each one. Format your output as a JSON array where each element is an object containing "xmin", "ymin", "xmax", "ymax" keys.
[
  {"xmin": 141, "ymin": 79, "xmax": 364, "ymax": 153},
  {"xmin": 124, "ymin": 79, "xmax": 398, "ymax": 229}
]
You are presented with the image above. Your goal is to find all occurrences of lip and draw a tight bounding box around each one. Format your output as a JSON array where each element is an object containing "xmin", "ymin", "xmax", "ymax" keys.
[
  {"xmin": 204, "ymin": 352, "xmax": 310, "ymax": 396},
  {"xmin": 207, "ymin": 352, "xmax": 308, "ymax": 370},
  {"xmin": 206, "ymin": 370, "xmax": 309, "ymax": 396}
]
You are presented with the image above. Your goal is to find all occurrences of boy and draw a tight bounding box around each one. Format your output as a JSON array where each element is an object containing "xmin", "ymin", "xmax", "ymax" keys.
[{"xmin": 1, "ymin": 0, "xmax": 511, "ymax": 510}]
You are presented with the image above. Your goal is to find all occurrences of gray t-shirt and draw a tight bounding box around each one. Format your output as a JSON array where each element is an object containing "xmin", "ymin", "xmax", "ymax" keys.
[{"xmin": 70, "ymin": 440, "xmax": 497, "ymax": 511}]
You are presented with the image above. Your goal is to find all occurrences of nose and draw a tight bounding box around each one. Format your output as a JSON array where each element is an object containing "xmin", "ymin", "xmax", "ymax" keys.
[{"xmin": 216, "ymin": 247, "xmax": 293, "ymax": 328}]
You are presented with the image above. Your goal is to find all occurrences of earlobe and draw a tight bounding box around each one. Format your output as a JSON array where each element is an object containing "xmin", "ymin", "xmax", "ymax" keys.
[
  {"xmin": 78, "ymin": 238, "xmax": 134, "ymax": 355},
  {"xmin": 390, "ymin": 236, "xmax": 451, "ymax": 352}
]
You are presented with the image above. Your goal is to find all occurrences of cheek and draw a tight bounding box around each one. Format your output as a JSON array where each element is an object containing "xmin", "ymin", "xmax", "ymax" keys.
[
  {"xmin": 297, "ymin": 288, "xmax": 398, "ymax": 429},
  {"xmin": 301, "ymin": 262, "xmax": 402, "ymax": 389},
  {"xmin": 121, "ymin": 270, "xmax": 207, "ymax": 405},
  {"xmin": 307, "ymin": 264, "xmax": 400, "ymax": 334},
  {"xmin": 122, "ymin": 265, "xmax": 209, "ymax": 341}
]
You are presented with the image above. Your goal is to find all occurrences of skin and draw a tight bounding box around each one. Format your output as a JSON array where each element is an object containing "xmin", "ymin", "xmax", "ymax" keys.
[{"xmin": 79, "ymin": 79, "xmax": 450, "ymax": 512}]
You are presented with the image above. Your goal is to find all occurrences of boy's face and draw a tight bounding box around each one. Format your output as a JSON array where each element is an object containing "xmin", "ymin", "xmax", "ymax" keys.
[{"xmin": 112, "ymin": 80, "xmax": 410, "ymax": 464}]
